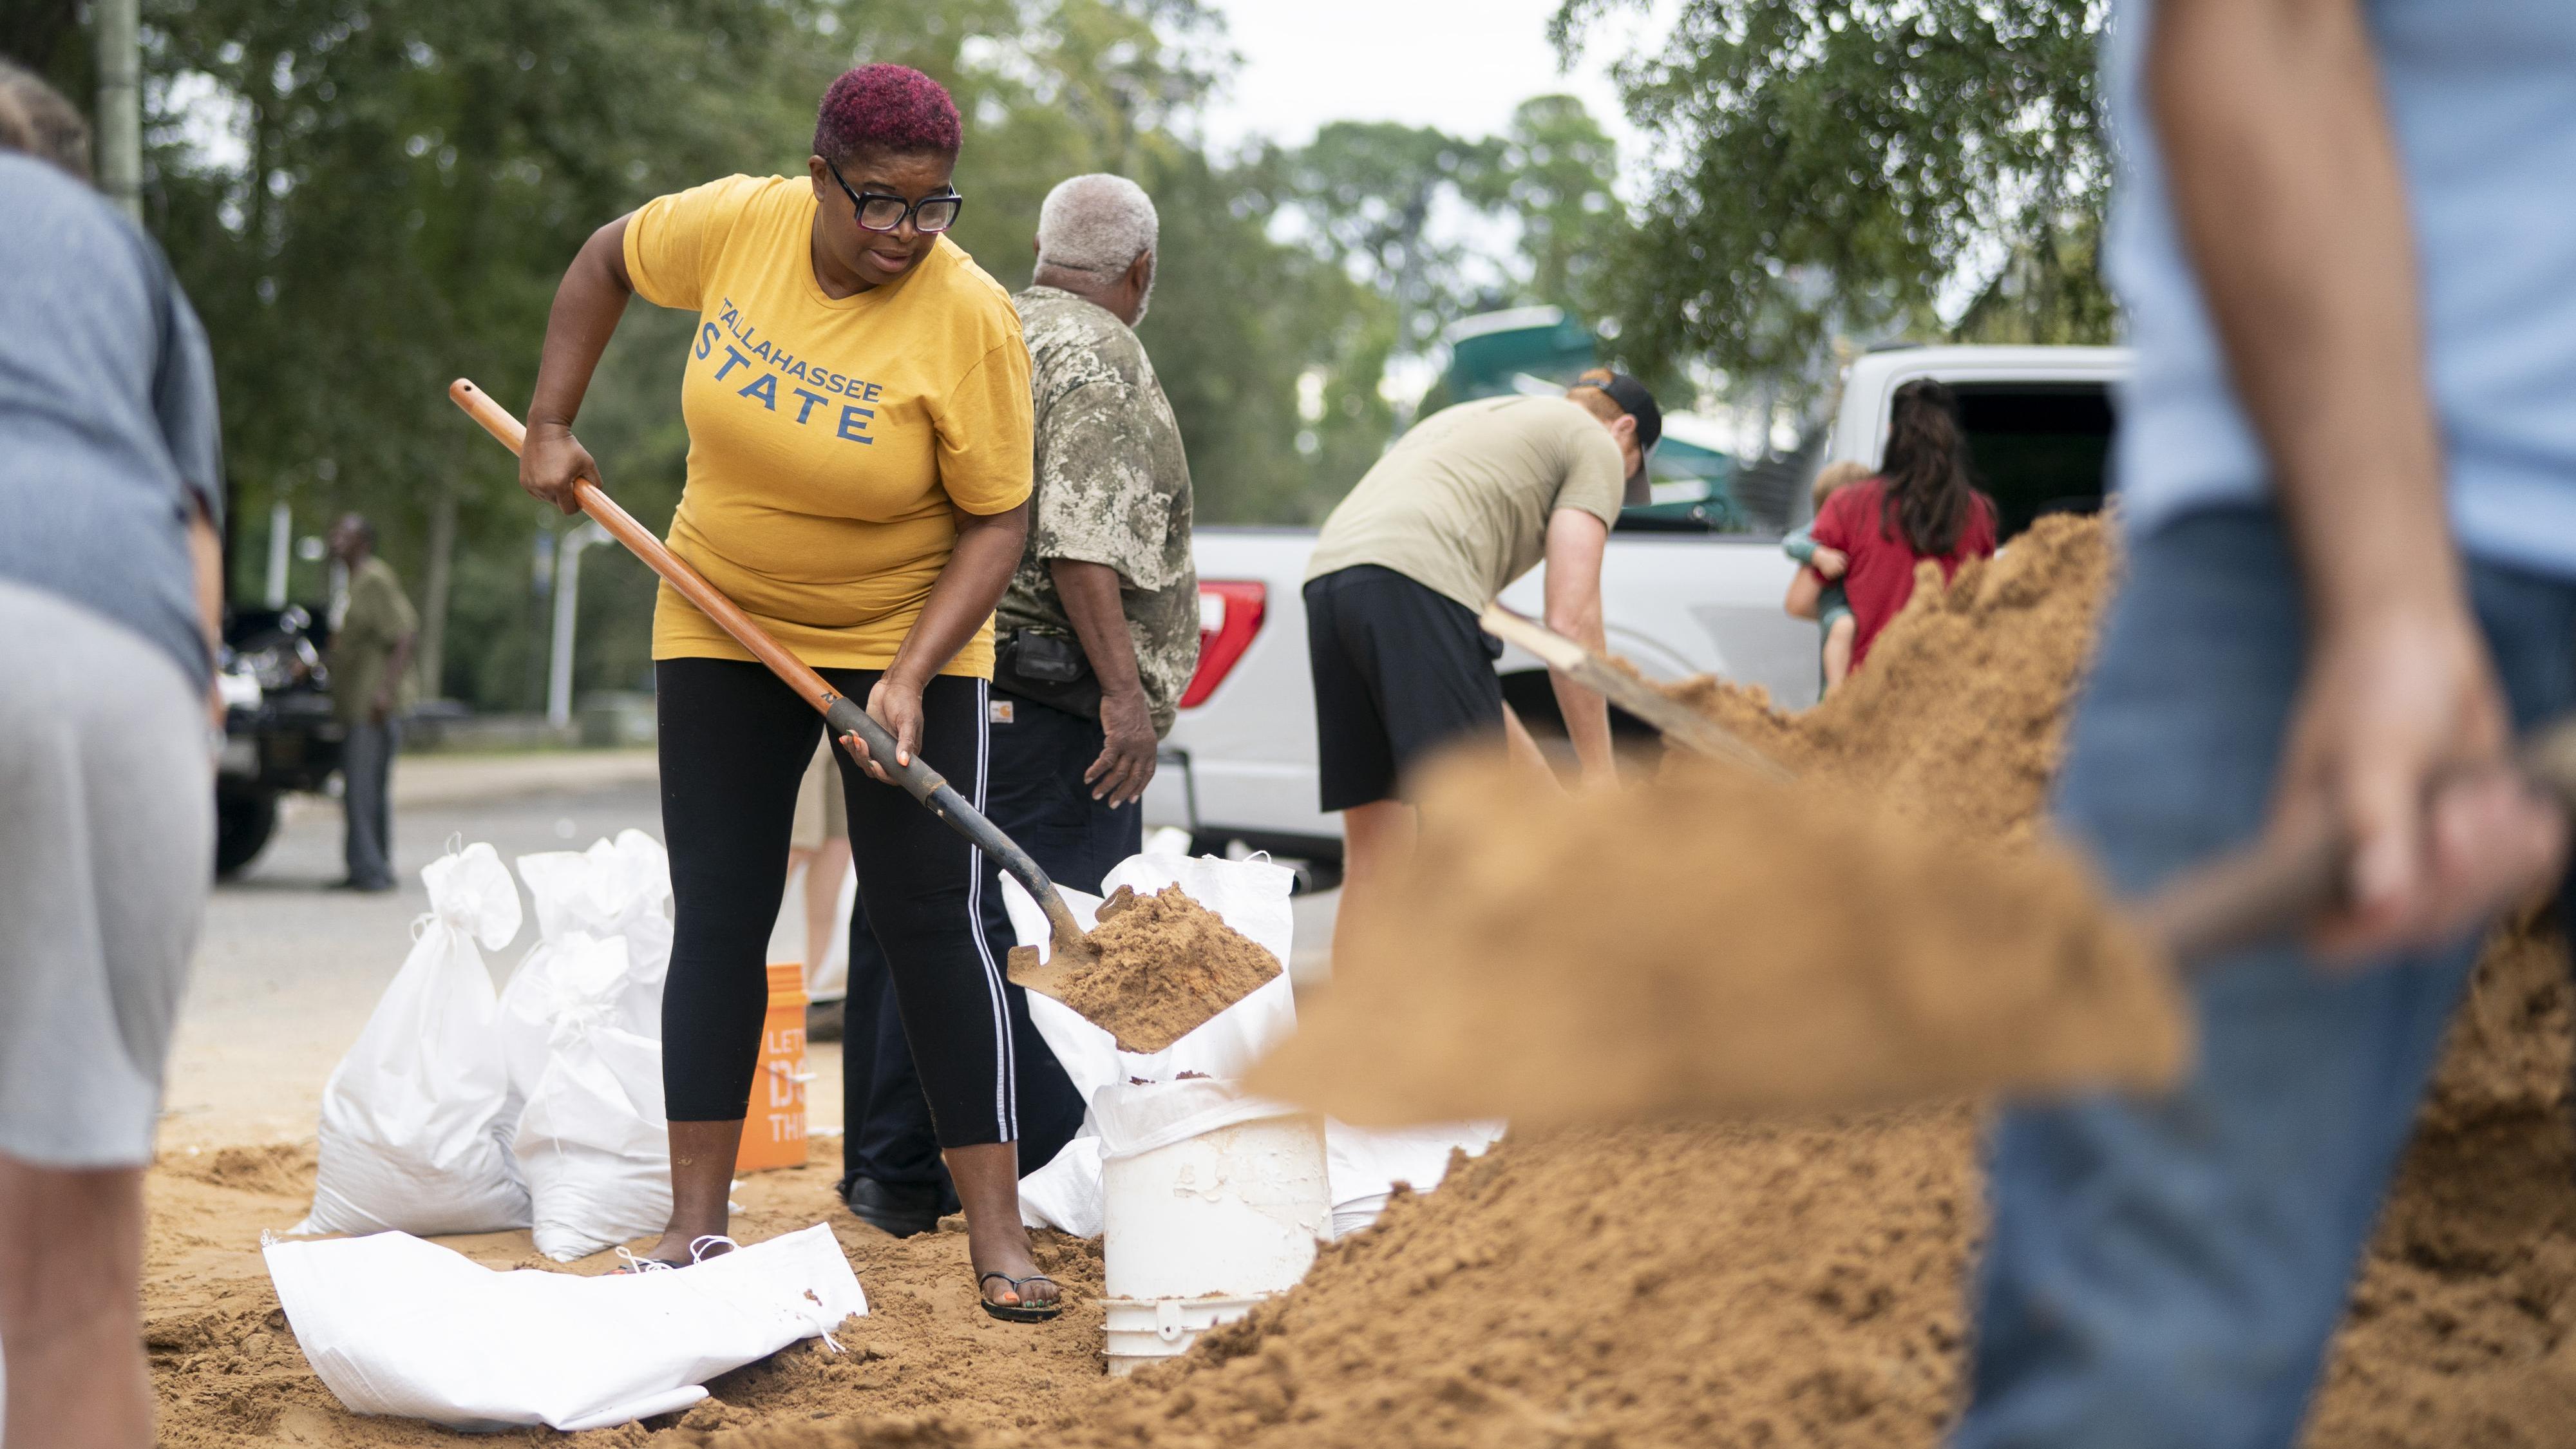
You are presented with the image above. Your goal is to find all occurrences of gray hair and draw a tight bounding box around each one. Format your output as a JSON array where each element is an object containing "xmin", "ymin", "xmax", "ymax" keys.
[
  {"xmin": 1034, "ymin": 173, "xmax": 1158, "ymax": 277},
  {"xmin": 0, "ymin": 58, "xmax": 93, "ymax": 180}
]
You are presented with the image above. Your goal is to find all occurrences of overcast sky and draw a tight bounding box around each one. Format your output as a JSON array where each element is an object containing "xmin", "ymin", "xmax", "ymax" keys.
[{"xmin": 1190, "ymin": 0, "xmax": 1671, "ymax": 161}]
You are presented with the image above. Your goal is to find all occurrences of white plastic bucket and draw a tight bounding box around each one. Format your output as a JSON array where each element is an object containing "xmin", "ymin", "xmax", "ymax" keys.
[
  {"xmin": 1100, "ymin": 1294, "xmax": 1269, "ymax": 1377},
  {"xmin": 1099, "ymin": 1112, "xmax": 1329, "ymax": 1372}
]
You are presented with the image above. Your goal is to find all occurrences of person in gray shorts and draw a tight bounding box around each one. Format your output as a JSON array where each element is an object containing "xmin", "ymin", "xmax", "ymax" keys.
[{"xmin": 0, "ymin": 64, "xmax": 224, "ymax": 1449}]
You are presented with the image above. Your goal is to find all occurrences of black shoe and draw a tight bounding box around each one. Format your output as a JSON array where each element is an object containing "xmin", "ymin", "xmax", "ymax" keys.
[
  {"xmin": 331, "ymin": 876, "xmax": 398, "ymax": 893},
  {"xmin": 841, "ymin": 1175, "xmax": 942, "ymax": 1238}
]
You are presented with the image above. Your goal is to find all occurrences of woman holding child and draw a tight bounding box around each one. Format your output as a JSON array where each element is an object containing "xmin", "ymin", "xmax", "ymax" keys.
[{"xmin": 1785, "ymin": 379, "xmax": 1997, "ymax": 686}]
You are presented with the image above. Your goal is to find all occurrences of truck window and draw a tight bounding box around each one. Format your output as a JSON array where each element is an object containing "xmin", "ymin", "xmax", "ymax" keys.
[{"xmin": 1950, "ymin": 382, "xmax": 2116, "ymax": 542}]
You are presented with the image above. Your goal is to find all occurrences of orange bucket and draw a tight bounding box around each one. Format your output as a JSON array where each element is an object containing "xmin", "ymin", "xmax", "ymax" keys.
[{"xmin": 736, "ymin": 961, "xmax": 810, "ymax": 1172}]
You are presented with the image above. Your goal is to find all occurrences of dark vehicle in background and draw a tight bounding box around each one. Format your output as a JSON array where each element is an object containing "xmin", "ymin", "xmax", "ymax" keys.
[{"xmin": 215, "ymin": 605, "xmax": 343, "ymax": 876}]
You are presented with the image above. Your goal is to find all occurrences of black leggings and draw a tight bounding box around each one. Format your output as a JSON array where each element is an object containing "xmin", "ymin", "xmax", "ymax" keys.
[{"xmin": 657, "ymin": 658, "xmax": 1023, "ymax": 1146}]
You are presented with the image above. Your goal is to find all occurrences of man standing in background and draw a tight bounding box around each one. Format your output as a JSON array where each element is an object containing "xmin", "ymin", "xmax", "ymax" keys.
[
  {"xmin": 325, "ymin": 514, "xmax": 415, "ymax": 893},
  {"xmin": 838, "ymin": 173, "xmax": 1197, "ymax": 1236}
]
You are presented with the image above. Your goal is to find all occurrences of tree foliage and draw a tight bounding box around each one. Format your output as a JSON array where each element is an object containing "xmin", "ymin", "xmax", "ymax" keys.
[{"xmin": 1553, "ymin": 0, "xmax": 2112, "ymax": 390}]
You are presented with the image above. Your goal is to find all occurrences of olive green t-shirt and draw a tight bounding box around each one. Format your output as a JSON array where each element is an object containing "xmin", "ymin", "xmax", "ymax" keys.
[
  {"xmin": 1304, "ymin": 395, "xmax": 1625, "ymax": 610},
  {"xmin": 329, "ymin": 554, "xmax": 419, "ymax": 726}
]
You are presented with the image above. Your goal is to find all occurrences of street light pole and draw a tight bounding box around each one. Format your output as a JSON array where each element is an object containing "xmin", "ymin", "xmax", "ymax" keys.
[
  {"xmin": 94, "ymin": 0, "xmax": 142, "ymax": 223},
  {"xmin": 546, "ymin": 520, "xmax": 609, "ymax": 729}
]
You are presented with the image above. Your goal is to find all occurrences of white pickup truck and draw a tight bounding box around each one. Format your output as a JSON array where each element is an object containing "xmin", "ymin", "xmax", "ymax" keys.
[{"xmin": 1143, "ymin": 344, "xmax": 2130, "ymax": 875}]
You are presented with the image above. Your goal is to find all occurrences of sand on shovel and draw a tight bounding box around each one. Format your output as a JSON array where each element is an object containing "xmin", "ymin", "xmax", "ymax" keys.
[
  {"xmin": 1010, "ymin": 884, "xmax": 1282, "ymax": 1053},
  {"xmin": 1250, "ymin": 753, "xmax": 2189, "ymax": 1126}
]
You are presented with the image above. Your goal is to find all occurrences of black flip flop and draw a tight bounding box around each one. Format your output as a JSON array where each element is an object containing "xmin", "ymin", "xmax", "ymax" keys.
[{"xmin": 979, "ymin": 1271, "xmax": 1064, "ymax": 1323}]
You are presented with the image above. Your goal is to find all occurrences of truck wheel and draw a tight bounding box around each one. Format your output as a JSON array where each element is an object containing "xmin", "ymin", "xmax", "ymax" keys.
[{"xmin": 214, "ymin": 785, "xmax": 278, "ymax": 878}]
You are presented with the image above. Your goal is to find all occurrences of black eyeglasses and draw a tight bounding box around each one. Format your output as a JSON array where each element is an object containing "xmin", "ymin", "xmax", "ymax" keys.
[{"xmin": 826, "ymin": 158, "xmax": 963, "ymax": 234}]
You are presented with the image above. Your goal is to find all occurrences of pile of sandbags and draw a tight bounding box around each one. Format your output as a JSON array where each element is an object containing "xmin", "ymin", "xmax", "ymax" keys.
[{"xmin": 294, "ymin": 834, "xmax": 679, "ymax": 1260}]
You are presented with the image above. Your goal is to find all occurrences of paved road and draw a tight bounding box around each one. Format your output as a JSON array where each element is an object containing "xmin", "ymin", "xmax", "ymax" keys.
[{"xmin": 166, "ymin": 750, "xmax": 1338, "ymax": 1149}]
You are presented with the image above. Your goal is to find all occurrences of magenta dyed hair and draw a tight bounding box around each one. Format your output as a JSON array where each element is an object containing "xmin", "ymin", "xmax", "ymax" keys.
[{"xmin": 813, "ymin": 64, "xmax": 962, "ymax": 164}]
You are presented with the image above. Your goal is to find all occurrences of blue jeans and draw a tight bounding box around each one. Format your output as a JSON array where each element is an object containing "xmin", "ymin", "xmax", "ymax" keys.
[{"xmin": 1954, "ymin": 507, "xmax": 2576, "ymax": 1449}]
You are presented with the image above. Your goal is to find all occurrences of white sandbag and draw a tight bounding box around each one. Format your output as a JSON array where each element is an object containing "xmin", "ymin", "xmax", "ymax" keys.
[
  {"xmin": 265, "ymin": 1222, "xmax": 864, "ymax": 1432},
  {"xmin": 516, "ymin": 1010, "xmax": 672, "ymax": 1262},
  {"xmin": 1017, "ymin": 1132, "xmax": 1105, "ymax": 1238},
  {"xmin": 1002, "ymin": 852, "xmax": 1501, "ymax": 1242},
  {"xmin": 296, "ymin": 843, "xmax": 527, "ymax": 1237},
  {"xmin": 1325, "ymin": 1119, "xmax": 1506, "ymax": 1237},
  {"xmin": 496, "ymin": 930, "xmax": 629, "ymax": 1118},
  {"xmin": 511, "ymin": 831, "xmax": 673, "ymax": 1044},
  {"xmin": 1002, "ymin": 852, "xmax": 1299, "ymax": 1229},
  {"xmin": 999, "ymin": 849, "xmax": 1300, "ymax": 1091}
]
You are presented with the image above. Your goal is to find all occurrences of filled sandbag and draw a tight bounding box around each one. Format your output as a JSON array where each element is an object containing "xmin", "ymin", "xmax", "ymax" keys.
[
  {"xmin": 296, "ymin": 842, "xmax": 527, "ymax": 1236},
  {"xmin": 515, "ymin": 1008, "xmax": 672, "ymax": 1262},
  {"xmin": 504, "ymin": 831, "xmax": 672, "ymax": 1054}
]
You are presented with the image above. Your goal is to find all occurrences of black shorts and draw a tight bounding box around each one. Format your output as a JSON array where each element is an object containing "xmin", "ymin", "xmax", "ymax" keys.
[{"xmin": 1304, "ymin": 565, "xmax": 1505, "ymax": 811}]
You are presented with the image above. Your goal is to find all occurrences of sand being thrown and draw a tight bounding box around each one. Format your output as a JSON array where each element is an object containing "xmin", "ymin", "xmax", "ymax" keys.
[
  {"xmin": 1253, "ymin": 757, "xmax": 2188, "ymax": 1127},
  {"xmin": 153, "ymin": 514, "xmax": 2576, "ymax": 1448},
  {"xmin": 1028, "ymin": 884, "xmax": 1283, "ymax": 1054}
]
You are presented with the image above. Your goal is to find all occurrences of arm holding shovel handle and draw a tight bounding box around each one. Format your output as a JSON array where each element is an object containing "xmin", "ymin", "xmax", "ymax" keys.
[{"xmin": 447, "ymin": 378, "xmax": 1097, "ymax": 961}]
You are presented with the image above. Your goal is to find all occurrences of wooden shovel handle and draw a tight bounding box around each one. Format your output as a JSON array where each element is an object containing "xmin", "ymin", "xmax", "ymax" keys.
[
  {"xmin": 1477, "ymin": 603, "xmax": 1795, "ymax": 782},
  {"xmin": 2139, "ymin": 719, "xmax": 2576, "ymax": 965},
  {"xmin": 2134, "ymin": 816, "xmax": 2345, "ymax": 966},
  {"xmin": 448, "ymin": 378, "xmax": 1093, "ymax": 951}
]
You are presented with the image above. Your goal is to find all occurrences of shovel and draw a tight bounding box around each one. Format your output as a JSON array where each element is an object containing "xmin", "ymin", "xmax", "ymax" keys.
[
  {"xmin": 448, "ymin": 379, "xmax": 1102, "ymax": 976},
  {"xmin": 1479, "ymin": 603, "xmax": 1794, "ymax": 781}
]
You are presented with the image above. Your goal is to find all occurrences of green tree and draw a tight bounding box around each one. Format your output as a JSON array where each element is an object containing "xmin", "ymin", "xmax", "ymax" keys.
[
  {"xmin": 146, "ymin": 0, "xmax": 820, "ymax": 703},
  {"xmin": 1477, "ymin": 93, "xmax": 1626, "ymax": 317},
  {"xmin": 1553, "ymin": 0, "xmax": 2111, "ymax": 390},
  {"xmin": 1262, "ymin": 121, "xmax": 1506, "ymax": 361},
  {"xmin": 120, "ymin": 0, "xmax": 1411, "ymax": 707}
]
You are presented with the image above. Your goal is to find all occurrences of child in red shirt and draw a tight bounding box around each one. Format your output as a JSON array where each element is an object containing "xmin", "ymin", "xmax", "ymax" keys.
[{"xmin": 1788, "ymin": 380, "xmax": 1996, "ymax": 674}]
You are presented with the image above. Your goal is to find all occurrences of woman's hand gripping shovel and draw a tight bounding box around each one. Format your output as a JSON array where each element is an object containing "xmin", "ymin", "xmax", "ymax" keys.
[{"xmin": 448, "ymin": 379, "xmax": 1103, "ymax": 986}]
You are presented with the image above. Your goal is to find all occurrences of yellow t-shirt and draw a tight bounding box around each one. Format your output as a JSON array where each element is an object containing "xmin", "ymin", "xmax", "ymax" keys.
[{"xmin": 623, "ymin": 173, "xmax": 1034, "ymax": 676}]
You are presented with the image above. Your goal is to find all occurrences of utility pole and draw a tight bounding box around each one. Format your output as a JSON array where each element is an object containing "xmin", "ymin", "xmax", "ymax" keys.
[
  {"xmin": 546, "ymin": 522, "xmax": 609, "ymax": 729},
  {"xmin": 93, "ymin": 0, "xmax": 142, "ymax": 222}
]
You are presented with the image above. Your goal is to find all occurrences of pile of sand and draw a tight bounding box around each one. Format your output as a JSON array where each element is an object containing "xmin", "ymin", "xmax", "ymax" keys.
[
  {"xmin": 151, "ymin": 514, "xmax": 2576, "ymax": 1447},
  {"xmin": 1669, "ymin": 511, "xmax": 2119, "ymax": 842},
  {"xmin": 1019, "ymin": 885, "xmax": 1282, "ymax": 1054}
]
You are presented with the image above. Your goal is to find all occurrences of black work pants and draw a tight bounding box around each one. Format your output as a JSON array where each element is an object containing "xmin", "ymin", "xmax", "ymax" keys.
[
  {"xmin": 842, "ymin": 689, "xmax": 1130, "ymax": 1190},
  {"xmin": 658, "ymin": 658, "xmax": 1047, "ymax": 1148}
]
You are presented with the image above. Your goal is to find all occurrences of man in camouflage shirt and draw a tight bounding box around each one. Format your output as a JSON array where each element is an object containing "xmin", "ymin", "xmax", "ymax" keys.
[
  {"xmin": 992, "ymin": 189, "xmax": 1199, "ymax": 797},
  {"xmin": 838, "ymin": 173, "xmax": 1198, "ymax": 1237}
]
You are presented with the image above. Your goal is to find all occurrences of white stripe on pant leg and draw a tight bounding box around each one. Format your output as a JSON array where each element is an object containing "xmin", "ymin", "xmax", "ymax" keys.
[{"xmin": 964, "ymin": 676, "xmax": 1016, "ymax": 1140}]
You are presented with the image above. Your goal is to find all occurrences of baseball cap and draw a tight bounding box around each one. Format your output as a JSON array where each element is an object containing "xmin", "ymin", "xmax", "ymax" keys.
[{"xmin": 1573, "ymin": 369, "xmax": 1662, "ymax": 455}]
